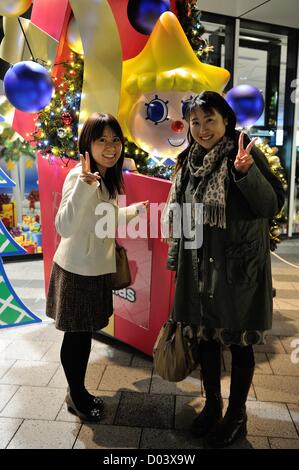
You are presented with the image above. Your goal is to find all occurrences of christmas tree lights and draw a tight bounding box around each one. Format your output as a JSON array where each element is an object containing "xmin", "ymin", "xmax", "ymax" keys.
[
  {"xmin": 32, "ymin": 53, "xmax": 83, "ymax": 163},
  {"xmin": 175, "ymin": 0, "xmax": 213, "ymax": 60}
]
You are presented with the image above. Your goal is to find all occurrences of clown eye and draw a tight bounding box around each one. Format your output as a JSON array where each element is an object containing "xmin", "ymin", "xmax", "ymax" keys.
[
  {"xmin": 145, "ymin": 95, "xmax": 169, "ymax": 124},
  {"xmin": 182, "ymin": 96, "xmax": 193, "ymax": 120}
]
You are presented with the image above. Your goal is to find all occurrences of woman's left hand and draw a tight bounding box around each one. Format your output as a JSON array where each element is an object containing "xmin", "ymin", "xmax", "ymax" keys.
[
  {"xmin": 234, "ymin": 132, "xmax": 257, "ymax": 174},
  {"xmin": 136, "ymin": 200, "xmax": 150, "ymax": 212}
]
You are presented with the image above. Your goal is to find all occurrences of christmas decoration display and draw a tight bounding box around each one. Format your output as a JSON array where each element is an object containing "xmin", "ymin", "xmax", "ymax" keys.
[
  {"xmin": 0, "ymin": 93, "xmax": 40, "ymax": 253},
  {"xmin": 66, "ymin": 16, "xmax": 83, "ymax": 55},
  {"xmin": 175, "ymin": 0, "xmax": 213, "ymax": 60},
  {"xmin": 0, "ymin": 15, "xmax": 59, "ymax": 76},
  {"xmin": 4, "ymin": 61, "xmax": 54, "ymax": 113},
  {"xmin": 119, "ymin": 11, "xmax": 230, "ymax": 164},
  {"xmin": 69, "ymin": 0, "xmax": 122, "ymax": 126},
  {"xmin": 32, "ymin": 54, "xmax": 83, "ymax": 161},
  {"xmin": 27, "ymin": 189, "xmax": 39, "ymax": 210},
  {"xmin": 0, "ymin": 164, "xmax": 41, "ymax": 328},
  {"xmin": 13, "ymin": 215, "xmax": 42, "ymax": 254},
  {"xmin": 0, "ymin": 0, "xmax": 32, "ymax": 17},
  {"xmin": 0, "ymin": 162, "xmax": 42, "ymax": 253},
  {"xmin": 0, "ymin": 242, "xmax": 41, "ymax": 327},
  {"xmin": 0, "ymin": 193, "xmax": 16, "ymax": 229},
  {"xmin": 0, "ymin": 193, "xmax": 10, "ymax": 210},
  {"xmin": 124, "ymin": 139, "xmax": 175, "ymax": 178},
  {"xmin": 121, "ymin": 3, "xmax": 212, "ymax": 170},
  {"xmin": 0, "ymin": 95, "xmax": 14, "ymax": 126},
  {"xmin": 256, "ymin": 139, "xmax": 288, "ymax": 250},
  {"xmin": 127, "ymin": 0, "xmax": 171, "ymax": 35},
  {"xmin": 0, "ymin": 127, "xmax": 36, "ymax": 165},
  {"xmin": 226, "ymin": 85, "xmax": 264, "ymax": 127}
]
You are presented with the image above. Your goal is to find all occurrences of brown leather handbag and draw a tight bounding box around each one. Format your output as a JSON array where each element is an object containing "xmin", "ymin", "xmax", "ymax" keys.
[
  {"xmin": 153, "ymin": 320, "xmax": 199, "ymax": 382},
  {"xmin": 111, "ymin": 242, "xmax": 132, "ymax": 290}
]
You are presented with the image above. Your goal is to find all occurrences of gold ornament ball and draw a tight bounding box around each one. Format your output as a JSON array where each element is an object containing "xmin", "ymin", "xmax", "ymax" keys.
[
  {"xmin": 66, "ymin": 16, "xmax": 84, "ymax": 56},
  {"xmin": 271, "ymin": 227, "xmax": 281, "ymax": 237},
  {"xmin": 271, "ymin": 164, "xmax": 280, "ymax": 172},
  {"xmin": 268, "ymin": 156, "xmax": 280, "ymax": 165},
  {"xmin": 0, "ymin": 0, "xmax": 32, "ymax": 17}
]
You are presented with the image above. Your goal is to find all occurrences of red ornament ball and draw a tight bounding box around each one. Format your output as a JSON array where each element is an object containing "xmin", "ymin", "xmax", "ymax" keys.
[{"xmin": 61, "ymin": 112, "xmax": 72, "ymax": 125}]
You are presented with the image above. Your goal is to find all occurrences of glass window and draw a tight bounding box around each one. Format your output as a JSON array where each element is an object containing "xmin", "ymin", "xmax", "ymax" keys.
[
  {"xmin": 236, "ymin": 29, "xmax": 288, "ymax": 148},
  {"xmin": 201, "ymin": 21, "xmax": 226, "ymax": 68},
  {"xmin": 235, "ymin": 46, "xmax": 267, "ymax": 127}
]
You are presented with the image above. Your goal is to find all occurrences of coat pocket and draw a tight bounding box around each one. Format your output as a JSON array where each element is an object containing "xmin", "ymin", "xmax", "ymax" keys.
[{"xmin": 225, "ymin": 240, "xmax": 264, "ymax": 286}]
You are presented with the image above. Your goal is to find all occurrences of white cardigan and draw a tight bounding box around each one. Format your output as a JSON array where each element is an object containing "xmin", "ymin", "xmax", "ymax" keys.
[{"xmin": 53, "ymin": 165, "xmax": 138, "ymax": 276}]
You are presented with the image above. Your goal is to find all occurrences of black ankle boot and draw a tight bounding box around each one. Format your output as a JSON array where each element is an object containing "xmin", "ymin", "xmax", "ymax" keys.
[
  {"xmin": 191, "ymin": 393, "xmax": 223, "ymax": 437},
  {"xmin": 205, "ymin": 366, "xmax": 254, "ymax": 448},
  {"xmin": 204, "ymin": 405, "xmax": 247, "ymax": 447}
]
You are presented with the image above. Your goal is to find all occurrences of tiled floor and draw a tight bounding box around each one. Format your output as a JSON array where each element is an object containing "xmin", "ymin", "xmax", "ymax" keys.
[{"xmin": 0, "ymin": 239, "xmax": 299, "ymax": 449}]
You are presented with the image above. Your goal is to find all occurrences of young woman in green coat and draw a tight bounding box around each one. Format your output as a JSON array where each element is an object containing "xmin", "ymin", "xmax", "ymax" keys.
[{"xmin": 163, "ymin": 91, "xmax": 285, "ymax": 448}]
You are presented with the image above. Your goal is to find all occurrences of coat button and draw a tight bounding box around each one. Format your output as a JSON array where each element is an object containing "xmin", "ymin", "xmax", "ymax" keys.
[{"xmin": 209, "ymin": 257, "xmax": 214, "ymax": 263}]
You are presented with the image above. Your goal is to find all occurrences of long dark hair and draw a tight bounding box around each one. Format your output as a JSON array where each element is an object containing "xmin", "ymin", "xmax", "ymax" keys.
[
  {"xmin": 175, "ymin": 91, "xmax": 237, "ymax": 174},
  {"xmin": 78, "ymin": 113, "xmax": 125, "ymax": 199}
]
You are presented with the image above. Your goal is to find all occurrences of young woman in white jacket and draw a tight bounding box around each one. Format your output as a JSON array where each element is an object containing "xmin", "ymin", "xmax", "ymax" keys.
[{"xmin": 46, "ymin": 113, "xmax": 148, "ymax": 422}]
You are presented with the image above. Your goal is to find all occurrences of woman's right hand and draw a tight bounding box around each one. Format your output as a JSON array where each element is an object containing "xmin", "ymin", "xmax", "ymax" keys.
[{"xmin": 80, "ymin": 152, "xmax": 101, "ymax": 185}]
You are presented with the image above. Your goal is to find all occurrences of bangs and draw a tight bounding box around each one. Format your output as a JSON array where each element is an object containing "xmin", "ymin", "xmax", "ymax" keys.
[{"xmin": 89, "ymin": 114, "xmax": 124, "ymax": 144}]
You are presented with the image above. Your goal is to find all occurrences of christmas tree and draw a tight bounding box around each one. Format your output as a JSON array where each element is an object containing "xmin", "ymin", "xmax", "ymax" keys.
[
  {"xmin": 32, "ymin": 53, "xmax": 83, "ymax": 164},
  {"xmin": 175, "ymin": 0, "xmax": 213, "ymax": 60}
]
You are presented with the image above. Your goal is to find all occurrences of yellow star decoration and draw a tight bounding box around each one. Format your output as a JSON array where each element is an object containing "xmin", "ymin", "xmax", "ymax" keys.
[
  {"xmin": 6, "ymin": 159, "xmax": 16, "ymax": 171},
  {"xmin": 118, "ymin": 12, "xmax": 230, "ymax": 142},
  {"xmin": 25, "ymin": 159, "xmax": 34, "ymax": 169}
]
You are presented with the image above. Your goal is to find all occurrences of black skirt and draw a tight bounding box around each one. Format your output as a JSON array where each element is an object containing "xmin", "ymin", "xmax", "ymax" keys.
[{"xmin": 46, "ymin": 262, "xmax": 113, "ymax": 332}]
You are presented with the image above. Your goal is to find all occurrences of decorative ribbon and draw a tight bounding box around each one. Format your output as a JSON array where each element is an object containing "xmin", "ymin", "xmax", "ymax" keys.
[
  {"xmin": 0, "ymin": 16, "xmax": 58, "ymax": 65},
  {"xmin": 69, "ymin": 0, "xmax": 122, "ymax": 126}
]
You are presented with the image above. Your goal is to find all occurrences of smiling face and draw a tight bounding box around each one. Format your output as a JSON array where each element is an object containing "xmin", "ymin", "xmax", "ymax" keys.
[
  {"xmin": 189, "ymin": 107, "xmax": 228, "ymax": 151},
  {"xmin": 91, "ymin": 125, "xmax": 123, "ymax": 175},
  {"xmin": 128, "ymin": 90, "xmax": 195, "ymax": 158}
]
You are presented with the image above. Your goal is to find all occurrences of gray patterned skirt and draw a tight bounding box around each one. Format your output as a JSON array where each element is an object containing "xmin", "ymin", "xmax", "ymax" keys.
[{"xmin": 46, "ymin": 262, "xmax": 113, "ymax": 332}]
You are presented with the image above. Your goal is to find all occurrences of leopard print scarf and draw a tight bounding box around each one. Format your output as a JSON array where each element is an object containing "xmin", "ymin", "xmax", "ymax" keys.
[{"xmin": 187, "ymin": 136, "xmax": 235, "ymax": 229}]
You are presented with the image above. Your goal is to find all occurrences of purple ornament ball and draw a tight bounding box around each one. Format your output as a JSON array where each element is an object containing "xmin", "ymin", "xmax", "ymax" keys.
[
  {"xmin": 226, "ymin": 85, "xmax": 264, "ymax": 126},
  {"xmin": 4, "ymin": 61, "xmax": 53, "ymax": 113}
]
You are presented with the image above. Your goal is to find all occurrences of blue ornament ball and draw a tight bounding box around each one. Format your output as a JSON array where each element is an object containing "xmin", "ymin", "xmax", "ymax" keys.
[
  {"xmin": 225, "ymin": 85, "xmax": 264, "ymax": 126},
  {"xmin": 4, "ymin": 61, "xmax": 53, "ymax": 113},
  {"xmin": 127, "ymin": 0, "xmax": 170, "ymax": 35}
]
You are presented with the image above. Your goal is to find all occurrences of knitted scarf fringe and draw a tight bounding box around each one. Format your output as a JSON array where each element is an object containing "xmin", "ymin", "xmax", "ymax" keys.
[{"xmin": 203, "ymin": 204, "xmax": 226, "ymax": 229}]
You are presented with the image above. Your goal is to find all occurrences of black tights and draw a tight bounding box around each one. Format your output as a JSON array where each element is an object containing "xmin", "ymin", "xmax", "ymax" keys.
[
  {"xmin": 198, "ymin": 339, "xmax": 255, "ymax": 369},
  {"xmin": 60, "ymin": 331, "xmax": 93, "ymax": 410}
]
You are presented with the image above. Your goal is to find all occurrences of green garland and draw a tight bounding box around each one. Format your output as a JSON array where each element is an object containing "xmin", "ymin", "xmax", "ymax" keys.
[
  {"xmin": 0, "ymin": 128, "xmax": 36, "ymax": 163},
  {"xmin": 256, "ymin": 141, "xmax": 288, "ymax": 250}
]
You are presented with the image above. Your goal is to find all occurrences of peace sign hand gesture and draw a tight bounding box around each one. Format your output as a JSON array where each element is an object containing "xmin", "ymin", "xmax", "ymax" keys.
[
  {"xmin": 234, "ymin": 132, "xmax": 257, "ymax": 175},
  {"xmin": 80, "ymin": 152, "xmax": 101, "ymax": 186}
]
